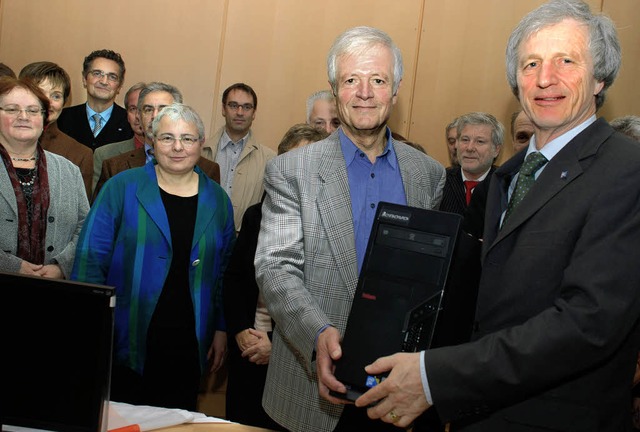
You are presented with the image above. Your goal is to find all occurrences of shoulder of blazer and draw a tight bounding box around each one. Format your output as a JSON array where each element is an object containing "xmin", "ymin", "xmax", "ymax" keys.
[
  {"xmin": 196, "ymin": 157, "xmax": 221, "ymax": 184},
  {"xmin": 57, "ymin": 103, "xmax": 87, "ymax": 126}
]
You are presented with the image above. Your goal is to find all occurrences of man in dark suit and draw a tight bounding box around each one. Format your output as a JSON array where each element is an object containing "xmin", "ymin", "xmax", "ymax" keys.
[
  {"xmin": 356, "ymin": 1, "xmax": 640, "ymax": 431},
  {"xmin": 57, "ymin": 49, "xmax": 133, "ymax": 150},
  {"xmin": 439, "ymin": 112, "xmax": 503, "ymax": 216},
  {"xmin": 93, "ymin": 82, "xmax": 219, "ymax": 200}
]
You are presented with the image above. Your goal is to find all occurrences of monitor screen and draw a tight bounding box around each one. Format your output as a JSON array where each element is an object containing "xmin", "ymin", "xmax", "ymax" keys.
[{"xmin": 0, "ymin": 272, "xmax": 115, "ymax": 432}]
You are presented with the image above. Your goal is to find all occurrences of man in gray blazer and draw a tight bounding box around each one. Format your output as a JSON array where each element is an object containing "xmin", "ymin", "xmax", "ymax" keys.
[
  {"xmin": 356, "ymin": 1, "xmax": 640, "ymax": 431},
  {"xmin": 255, "ymin": 26, "xmax": 445, "ymax": 432}
]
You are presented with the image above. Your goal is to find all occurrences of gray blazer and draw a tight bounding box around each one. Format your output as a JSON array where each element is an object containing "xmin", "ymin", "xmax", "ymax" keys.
[
  {"xmin": 0, "ymin": 151, "xmax": 90, "ymax": 277},
  {"xmin": 92, "ymin": 138, "xmax": 135, "ymax": 191},
  {"xmin": 255, "ymin": 133, "xmax": 445, "ymax": 432}
]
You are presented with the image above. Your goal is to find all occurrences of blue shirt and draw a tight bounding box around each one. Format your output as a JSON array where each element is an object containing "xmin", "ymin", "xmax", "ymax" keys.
[
  {"xmin": 339, "ymin": 128, "xmax": 407, "ymax": 272},
  {"xmin": 144, "ymin": 142, "xmax": 155, "ymax": 164},
  {"xmin": 86, "ymin": 103, "xmax": 115, "ymax": 132}
]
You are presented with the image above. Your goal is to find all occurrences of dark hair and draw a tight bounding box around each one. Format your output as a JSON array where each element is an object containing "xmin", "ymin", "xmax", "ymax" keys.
[
  {"xmin": 82, "ymin": 49, "xmax": 126, "ymax": 83},
  {"xmin": 0, "ymin": 63, "xmax": 16, "ymax": 79},
  {"xmin": 222, "ymin": 83, "xmax": 257, "ymax": 110},
  {"xmin": 277, "ymin": 123, "xmax": 328, "ymax": 155},
  {"xmin": 19, "ymin": 61, "xmax": 71, "ymax": 103},
  {"xmin": 0, "ymin": 76, "xmax": 51, "ymax": 125}
]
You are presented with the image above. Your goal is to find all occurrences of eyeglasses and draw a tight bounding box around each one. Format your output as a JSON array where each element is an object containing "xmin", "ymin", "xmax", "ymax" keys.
[
  {"xmin": 226, "ymin": 102, "xmax": 254, "ymax": 111},
  {"xmin": 155, "ymin": 134, "xmax": 200, "ymax": 148},
  {"xmin": 0, "ymin": 106, "xmax": 45, "ymax": 117},
  {"xmin": 87, "ymin": 69, "xmax": 120, "ymax": 83},
  {"xmin": 141, "ymin": 105, "xmax": 168, "ymax": 116}
]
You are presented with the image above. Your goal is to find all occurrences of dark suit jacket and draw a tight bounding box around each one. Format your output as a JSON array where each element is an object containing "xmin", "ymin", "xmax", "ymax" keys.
[
  {"xmin": 56, "ymin": 103, "xmax": 133, "ymax": 150},
  {"xmin": 40, "ymin": 121, "xmax": 93, "ymax": 199},
  {"xmin": 223, "ymin": 200, "xmax": 264, "ymax": 338},
  {"xmin": 425, "ymin": 119, "xmax": 640, "ymax": 431},
  {"xmin": 92, "ymin": 147, "xmax": 221, "ymax": 202},
  {"xmin": 439, "ymin": 166, "xmax": 495, "ymax": 216},
  {"xmin": 221, "ymin": 198, "xmax": 284, "ymax": 430}
]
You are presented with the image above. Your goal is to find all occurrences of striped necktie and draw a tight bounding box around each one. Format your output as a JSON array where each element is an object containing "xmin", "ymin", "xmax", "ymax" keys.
[{"xmin": 92, "ymin": 113, "xmax": 103, "ymax": 137}]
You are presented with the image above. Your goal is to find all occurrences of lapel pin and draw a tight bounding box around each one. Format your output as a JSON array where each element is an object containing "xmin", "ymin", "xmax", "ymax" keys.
[{"xmin": 560, "ymin": 171, "xmax": 568, "ymax": 180}]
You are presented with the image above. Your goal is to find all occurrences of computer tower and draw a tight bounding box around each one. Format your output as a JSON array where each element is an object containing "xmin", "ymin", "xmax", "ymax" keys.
[{"xmin": 331, "ymin": 202, "xmax": 462, "ymax": 401}]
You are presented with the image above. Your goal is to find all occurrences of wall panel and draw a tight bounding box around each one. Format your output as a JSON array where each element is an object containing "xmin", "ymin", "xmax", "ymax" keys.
[{"xmin": 0, "ymin": 0, "xmax": 636, "ymax": 165}]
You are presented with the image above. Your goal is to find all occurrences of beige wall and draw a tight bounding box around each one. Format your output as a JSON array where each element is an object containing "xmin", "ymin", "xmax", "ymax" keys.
[{"xmin": 0, "ymin": 0, "xmax": 637, "ymax": 166}]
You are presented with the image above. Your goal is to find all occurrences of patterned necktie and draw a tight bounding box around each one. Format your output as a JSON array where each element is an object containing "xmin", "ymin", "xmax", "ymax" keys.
[
  {"xmin": 463, "ymin": 180, "xmax": 480, "ymax": 206},
  {"xmin": 503, "ymin": 151, "xmax": 548, "ymax": 223},
  {"xmin": 92, "ymin": 113, "xmax": 103, "ymax": 137}
]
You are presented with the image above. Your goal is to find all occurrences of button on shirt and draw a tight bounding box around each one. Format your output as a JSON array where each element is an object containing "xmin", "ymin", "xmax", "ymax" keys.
[
  {"xmin": 216, "ymin": 130, "xmax": 248, "ymax": 196},
  {"xmin": 340, "ymin": 128, "xmax": 407, "ymax": 273}
]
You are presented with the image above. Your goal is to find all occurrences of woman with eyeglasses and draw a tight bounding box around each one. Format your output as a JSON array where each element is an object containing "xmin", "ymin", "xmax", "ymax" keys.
[
  {"xmin": 72, "ymin": 103, "xmax": 235, "ymax": 411},
  {"xmin": 0, "ymin": 77, "xmax": 89, "ymax": 278}
]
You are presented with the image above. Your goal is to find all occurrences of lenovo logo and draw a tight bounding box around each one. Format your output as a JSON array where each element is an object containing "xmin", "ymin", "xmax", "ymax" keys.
[{"xmin": 380, "ymin": 210, "xmax": 410, "ymax": 223}]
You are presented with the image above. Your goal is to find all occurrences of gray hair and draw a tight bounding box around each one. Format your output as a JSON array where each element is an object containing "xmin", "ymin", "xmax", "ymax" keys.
[
  {"xmin": 505, "ymin": 0, "xmax": 621, "ymax": 110},
  {"xmin": 456, "ymin": 112, "xmax": 505, "ymax": 147},
  {"xmin": 152, "ymin": 103, "xmax": 205, "ymax": 140},
  {"xmin": 306, "ymin": 90, "xmax": 335, "ymax": 123},
  {"xmin": 610, "ymin": 115, "xmax": 640, "ymax": 142},
  {"xmin": 123, "ymin": 82, "xmax": 146, "ymax": 109},
  {"xmin": 137, "ymin": 82, "xmax": 183, "ymax": 111},
  {"xmin": 327, "ymin": 26, "xmax": 403, "ymax": 95},
  {"xmin": 445, "ymin": 117, "xmax": 460, "ymax": 138}
]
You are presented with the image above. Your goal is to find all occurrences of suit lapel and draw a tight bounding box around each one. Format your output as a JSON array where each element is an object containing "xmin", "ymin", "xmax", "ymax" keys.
[
  {"xmin": 136, "ymin": 163, "xmax": 172, "ymax": 245},
  {"xmin": 486, "ymin": 118, "xmax": 612, "ymax": 253},
  {"xmin": 128, "ymin": 148, "xmax": 146, "ymax": 169},
  {"xmin": 396, "ymin": 141, "xmax": 430, "ymax": 208},
  {"xmin": 316, "ymin": 138, "xmax": 359, "ymax": 292},
  {"xmin": 192, "ymin": 170, "xmax": 217, "ymax": 248},
  {"xmin": 0, "ymin": 163, "xmax": 17, "ymax": 215}
]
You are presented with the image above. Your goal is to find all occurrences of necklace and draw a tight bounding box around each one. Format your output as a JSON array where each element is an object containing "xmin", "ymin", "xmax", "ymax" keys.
[
  {"xmin": 11, "ymin": 156, "xmax": 36, "ymax": 162},
  {"xmin": 16, "ymin": 167, "xmax": 37, "ymax": 187}
]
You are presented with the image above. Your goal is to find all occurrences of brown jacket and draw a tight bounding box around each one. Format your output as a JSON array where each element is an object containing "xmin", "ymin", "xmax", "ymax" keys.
[
  {"xmin": 40, "ymin": 121, "xmax": 93, "ymax": 199},
  {"xmin": 92, "ymin": 147, "xmax": 220, "ymax": 202}
]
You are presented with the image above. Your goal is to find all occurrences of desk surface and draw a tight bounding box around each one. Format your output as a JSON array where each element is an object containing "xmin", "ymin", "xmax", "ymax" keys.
[{"xmin": 157, "ymin": 423, "xmax": 276, "ymax": 432}]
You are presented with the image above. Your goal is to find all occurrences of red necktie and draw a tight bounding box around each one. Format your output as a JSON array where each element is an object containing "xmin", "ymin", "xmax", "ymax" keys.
[{"xmin": 464, "ymin": 180, "xmax": 480, "ymax": 205}]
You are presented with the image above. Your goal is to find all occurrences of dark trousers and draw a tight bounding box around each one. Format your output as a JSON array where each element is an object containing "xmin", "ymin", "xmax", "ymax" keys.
[{"xmin": 226, "ymin": 343, "xmax": 285, "ymax": 431}]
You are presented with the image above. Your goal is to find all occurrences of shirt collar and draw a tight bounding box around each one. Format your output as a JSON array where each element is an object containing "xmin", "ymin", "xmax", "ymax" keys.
[
  {"xmin": 220, "ymin": 129, "xmax": 249, "ymax": 150},
  {"xmin": 527, "ymin": 115, "xmax": 596, "ymax": 162},
  {"xmin": 339, "ymin": 127, "xmax": 397, "ymax": 169},
  {"xmin": 461, "ymin": 167, "xmax": 491, "ymax": 182},
  {"xmin": 86, "ymin": 103, "xmax": 114, "ymax": 120}
]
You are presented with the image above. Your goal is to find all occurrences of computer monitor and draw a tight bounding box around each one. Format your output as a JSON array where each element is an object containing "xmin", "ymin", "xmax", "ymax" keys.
[{"xmin": 1, "ymin": 272, "xmax": 115, "ymax": 432}]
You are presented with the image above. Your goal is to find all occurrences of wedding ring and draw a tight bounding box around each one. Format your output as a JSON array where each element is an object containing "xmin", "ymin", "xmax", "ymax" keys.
[{"xmin": 389, "ymin": 410, "xmax": 399, "ymax": 422}]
